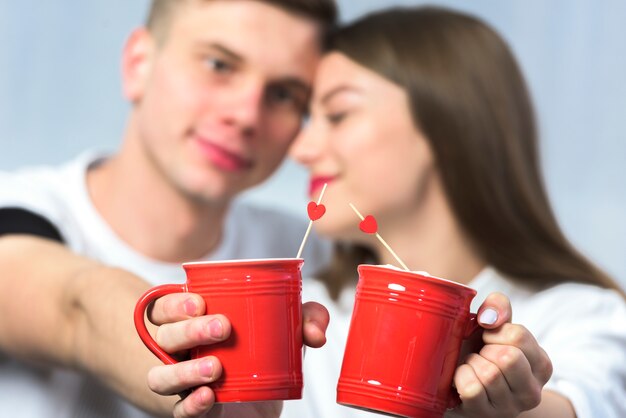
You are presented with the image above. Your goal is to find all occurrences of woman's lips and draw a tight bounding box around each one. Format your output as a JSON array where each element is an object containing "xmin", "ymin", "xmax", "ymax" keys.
[
  {"xmin": 309, "ymin": 175, "xmax": 336, "ymax": 197},
  {"xmin": 194, "ymin": 138, "xmax": 252, "ymax": 172}
]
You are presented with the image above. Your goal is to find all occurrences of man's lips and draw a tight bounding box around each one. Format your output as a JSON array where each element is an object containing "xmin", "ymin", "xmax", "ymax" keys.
[
  {"xmin": 309, "ymin": 175, "xmax": 336, "ymax": 197},
  {"xmin": 193, "ymin": 137, "xmax": 252, "ymax": 172}
]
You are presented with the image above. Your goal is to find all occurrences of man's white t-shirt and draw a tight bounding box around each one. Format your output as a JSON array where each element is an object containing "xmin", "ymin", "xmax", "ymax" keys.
[
  {"xmin": 282, "ymin": 267, "xmax": 626, "ymax": 418},
  {"xmin": 0, "ymin": 153, "xmax": 331, "ymax": 418}
]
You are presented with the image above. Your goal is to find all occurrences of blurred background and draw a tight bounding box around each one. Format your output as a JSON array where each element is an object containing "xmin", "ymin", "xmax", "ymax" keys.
[{"xmin": 1, "ymin": 0, "xmax": 624, "ymax": 287}]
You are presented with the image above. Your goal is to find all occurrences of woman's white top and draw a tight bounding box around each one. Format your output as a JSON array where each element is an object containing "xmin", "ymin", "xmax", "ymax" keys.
[{"xmin": 283, "ymin": 267, "xmax": 626, "ymax": 418}]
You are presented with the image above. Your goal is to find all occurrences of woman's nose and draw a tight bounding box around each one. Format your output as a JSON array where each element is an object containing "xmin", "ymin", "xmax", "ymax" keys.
[{"xmin": 289, "ymin": 120, "xmax": 324, "ymax": 166}]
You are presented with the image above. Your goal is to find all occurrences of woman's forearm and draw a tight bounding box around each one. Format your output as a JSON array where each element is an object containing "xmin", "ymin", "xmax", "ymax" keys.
[{"xmin": 519, "ymin": 390, "xmax": 576, "ymax": 418}]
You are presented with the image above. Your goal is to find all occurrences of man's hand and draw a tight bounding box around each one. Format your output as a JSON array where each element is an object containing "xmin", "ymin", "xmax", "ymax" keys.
[{"xmin": 145, "ymin": 294, "xmax": 330, "ymax": 418}]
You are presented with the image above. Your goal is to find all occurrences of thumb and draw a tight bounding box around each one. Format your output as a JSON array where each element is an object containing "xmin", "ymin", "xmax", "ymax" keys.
[
  {"xmin": 302, "ymin": 301, "xmax": 330, "ymax": 348},
  {"xmin": 476, "ymin": 292, "xmax": 512, "ymax": 329}
]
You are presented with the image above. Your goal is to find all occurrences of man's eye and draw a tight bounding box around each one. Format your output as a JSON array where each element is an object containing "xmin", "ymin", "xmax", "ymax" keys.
[
  {"xmin": 267, "ymin": 86, "xmax": 295, "ymax": 104},
  {"xmin": 206, "ymin": 57, "xmax": 233, "ymax": 74},
  {"xmin": 266, "ymin": 86, "xmax": 306, "ymax": 114}
]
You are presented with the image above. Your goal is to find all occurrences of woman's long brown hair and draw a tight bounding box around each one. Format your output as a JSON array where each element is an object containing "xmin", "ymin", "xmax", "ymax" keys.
[{"xmin": 318, "ymin": 6, "xmax": 624, "ymax": 300}]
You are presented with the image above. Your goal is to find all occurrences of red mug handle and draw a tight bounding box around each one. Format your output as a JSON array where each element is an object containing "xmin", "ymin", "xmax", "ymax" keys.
[
  {"xmin": 447, "ymin": 312, "xmax": 485, "ymax": 409},
  {"xmin": 134, "ymin": 283, "xmax": 187, "ymax": 365}
]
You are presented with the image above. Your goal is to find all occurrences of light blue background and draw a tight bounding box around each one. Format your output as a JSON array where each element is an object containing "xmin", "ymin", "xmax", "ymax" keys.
[{"xmin": 1, "ymin": 1, "xmax": 624, "ymax": 287}]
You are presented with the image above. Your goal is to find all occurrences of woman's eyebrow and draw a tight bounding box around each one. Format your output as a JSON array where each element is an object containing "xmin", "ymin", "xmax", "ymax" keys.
[{"xmin": 320, "ymin": 85, "xmax": 361, "ymax": 105}]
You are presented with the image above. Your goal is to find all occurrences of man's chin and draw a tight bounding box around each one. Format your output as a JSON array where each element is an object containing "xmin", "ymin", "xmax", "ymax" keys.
[{"xmin": 173, "ymin": 178, "xmax": 241, "ymax": 206}]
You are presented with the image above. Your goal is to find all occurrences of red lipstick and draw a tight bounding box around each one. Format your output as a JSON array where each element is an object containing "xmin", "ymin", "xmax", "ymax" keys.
[{"xmin": 309, "ymin": 176, "xmax": 335, "ymax": 197}]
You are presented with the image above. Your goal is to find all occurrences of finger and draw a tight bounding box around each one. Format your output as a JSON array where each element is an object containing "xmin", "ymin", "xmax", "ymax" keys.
[
  {"xmin": 482, "ymin": 323, "xmax": 553, "ymax": 383},
  {"xmin": 148, "ymin": 356, "xmax": 222, "ymax": 395},
  {"xmin": 479, "ymin": 344, "xmax": 542, "ymax": 410},
  {"xmin": 219, "ymin": 401, "xmax": 282, "ymax": 418},
  {"xmin": 149, "ymin": 293, "xmax": 206, "ymax": 325},
  {"xmin": 465, "ymin": 353, "xmax": 515, "ymax": 412},
  {"xmin": 173, "ymin": 386, "xmax": 215, "ymax": 418},
  {"xmin": 477, "ymin": 292, "xmax": 512, "ymax": 329},
  {"xmin": 156, "ymin": 314, "xmax": 231, "ymax": 353},
  {"xmin": 302, "ymin": 301, "xmax": 329, "ymax": 348},
  {"xmin": 453, "ymin": 363, "xmax": 493, "ymax": 415}
]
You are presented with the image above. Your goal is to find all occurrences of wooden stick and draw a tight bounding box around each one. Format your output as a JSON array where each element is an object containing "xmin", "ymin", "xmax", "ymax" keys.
[
  {"xmin": 348, "ymin": 203, "xmax": 410, "ymax": 271},
  {"xmin": 296, "ymin": 183, "xmax": 328, "ymax": 259}
]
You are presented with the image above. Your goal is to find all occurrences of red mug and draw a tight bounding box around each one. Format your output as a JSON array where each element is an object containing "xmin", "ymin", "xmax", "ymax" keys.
[
  {"xmin": 337, "ymin": 265, "xmax": 481, "ymax": 418},
  {"xmin": 134, "ymin": 258, "xmax": 304, "ymax": 403}
]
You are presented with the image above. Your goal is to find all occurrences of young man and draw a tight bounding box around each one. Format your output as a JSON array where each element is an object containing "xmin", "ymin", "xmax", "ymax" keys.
[{"xmin": 0, "ymin": 1, "xmax": 337, "ymax": 417}]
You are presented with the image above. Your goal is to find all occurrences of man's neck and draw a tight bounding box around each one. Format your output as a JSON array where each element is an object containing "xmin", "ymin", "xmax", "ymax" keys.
[{"xmin": 86, "ymin": 142, "xmax": 228, "ymax": 264}]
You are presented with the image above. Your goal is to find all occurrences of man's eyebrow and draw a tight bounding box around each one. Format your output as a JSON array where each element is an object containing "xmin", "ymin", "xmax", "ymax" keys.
[
  {"xmin": 196, "ymin": 42, "xmax": 243, "ymax": 63},
  {"xmin": 320, "ymin": 85, "xmax": 359, "ymax": 105},
  {"xmin": 195, "ymin": 43, "xmax": 310, "ymax": 95},
  {"xmin": 274, "ymin": 78, "xmax": 311, "ymax": 96}
]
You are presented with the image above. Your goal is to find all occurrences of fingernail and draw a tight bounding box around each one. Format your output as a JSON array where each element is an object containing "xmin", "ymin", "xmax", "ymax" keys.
[
  {"xmin": 199, "ymin": 359, "xmax": 214, "ymax": 377},
  {"xmin": 184, "ymin": 298, "xmax": 197, "ymax": 316},
  {"xmin": 208, "ymin": 318, "xmax": 224, "ymax": 338},
  {"xmin": 479, "ymin": 308, "xmax": 498, "ymax": 325}
]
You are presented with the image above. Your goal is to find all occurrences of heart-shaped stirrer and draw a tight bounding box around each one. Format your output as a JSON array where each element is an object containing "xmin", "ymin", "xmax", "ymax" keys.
[
  {"xmin": 296, "ymin": 184, "xmax": 328, "ymax": 259},
  {"xmin": 349, "ymin": 203, "xmax": 409, "ymax": 271},
  {"xmin": 359, "ymin": 215, "xmax": 378, "ymax": 234},
  {"xmin": 307, "ymin": 201, "xmax": 326, "ymax": 221}
]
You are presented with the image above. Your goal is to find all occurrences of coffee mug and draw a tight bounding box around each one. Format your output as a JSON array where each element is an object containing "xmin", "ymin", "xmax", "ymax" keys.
[
  {"xmin": 134, "ymin": 258, "xmax": 304, "ymax": 403},
  {"xmin": 337, "ymin": 265, "xmax": 482, "ymax": 418}
]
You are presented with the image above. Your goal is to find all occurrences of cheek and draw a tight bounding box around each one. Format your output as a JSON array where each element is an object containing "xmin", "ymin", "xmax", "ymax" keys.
[
  {"xmin": 258, "ymin": 141, "xmax": 291, "ymax": 175},
  {"xmin": 258, "ymin": 113, "xmax": 302, "ymax": 167},
  {"xmin": 343, "ymin": 128, "xmax": 429, "ymax": 208},
  {"xmin": 154, "ymin": 55, "xmax": 210, "ymax": 116},
  {"xmin": 265, "ymin": 112, "xmax": 302, "ymax": 144},
  {"xmin": 167, "ymin": 76, "xmax": 206, "ymax": 120},
  {"xmin": 142, "ymin": 67, "xmax": 199, "ymax": 133},
  {"xmin": 252, "ymin": 128, "xmax": 295, "ymax": 180},
  {"xmin": 336, "ymin": 123, "xmax": 398, "ymax": 195},
  {"xmin": 378, "ymin": 143, "xmax": 436, "ymax": 214}
]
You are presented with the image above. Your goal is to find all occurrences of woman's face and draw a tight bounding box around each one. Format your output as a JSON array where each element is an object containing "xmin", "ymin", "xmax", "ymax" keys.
[{"xmin": 291, "ymin": 52, "xmax": 438, "ymax": 241}]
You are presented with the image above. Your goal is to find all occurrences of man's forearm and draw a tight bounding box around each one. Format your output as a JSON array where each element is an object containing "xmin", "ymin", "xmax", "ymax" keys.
[
  {"xmin": 70, "ymin": 261, "xmax": 180, "ymax": 415},
  {"xmin": 0, "ymin": 235, "xmax": 176, "ymax": 416},
  {"xmin": 0, "ymin": 235, "xmax": 96, "ymax": 367}
]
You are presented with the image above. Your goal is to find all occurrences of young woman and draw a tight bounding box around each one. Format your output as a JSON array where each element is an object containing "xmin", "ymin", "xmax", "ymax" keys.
[
  {"xmin": 286, "ymin": 6, "xmax": 626, "ymax": 418},
  {"xmin": 146, "ymin": 6, "xmax": 626, "ymax": 418}
]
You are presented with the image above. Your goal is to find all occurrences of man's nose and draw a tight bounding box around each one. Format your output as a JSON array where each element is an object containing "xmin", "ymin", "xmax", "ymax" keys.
[{"xmin": 218, "ymin": 80, "xmax": 264, "ymax": 137}]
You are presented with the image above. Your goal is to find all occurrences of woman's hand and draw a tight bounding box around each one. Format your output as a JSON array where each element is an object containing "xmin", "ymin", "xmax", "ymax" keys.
[
  {"xmin": 448, "ymin": 292, "xmax": 553, "ymax": 418},
  {"xmin": 144, "ymin": 293, "xmax": 329, "ymax": 418}
]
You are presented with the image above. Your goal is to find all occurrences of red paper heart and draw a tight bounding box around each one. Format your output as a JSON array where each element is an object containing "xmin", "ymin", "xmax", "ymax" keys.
[
  {"xmin": 307, "ymin": 201, "xmax": 326, "ymax": 221},
  {"xmin": 359, "ymin": 215, "xmax": 378, "ymax": 234}
]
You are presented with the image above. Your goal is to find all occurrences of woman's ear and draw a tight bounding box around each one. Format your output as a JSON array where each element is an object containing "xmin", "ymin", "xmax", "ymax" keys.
[{"xmin": 121, "ymin": 28, "xmax": 155, "ymax": 103}]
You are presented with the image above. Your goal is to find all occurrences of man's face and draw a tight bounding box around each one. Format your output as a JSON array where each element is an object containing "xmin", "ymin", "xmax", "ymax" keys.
[{"xmin": 126, "ymin": 0, "xmax": 321, "ymax": 203}]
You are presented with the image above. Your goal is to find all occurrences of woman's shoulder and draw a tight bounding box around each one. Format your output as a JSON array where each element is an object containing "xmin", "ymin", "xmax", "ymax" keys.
[
  {"xmin": 518, "ymin": 282, "xmax": 626, "ymax": 418},
  {"xmin": 476, "ymin": 268, "xmax": 626, "ymax": 334},
  {"xmin": 478, "ymin": 267, "xmax": 625, "ymax": 313},
  {"xmin": 523, "ymin": 281, "xmax": 625, "ymax": 317},
  {"xmin": 511, "ymin": 279, "xmax": 626, "ymax": 343}
]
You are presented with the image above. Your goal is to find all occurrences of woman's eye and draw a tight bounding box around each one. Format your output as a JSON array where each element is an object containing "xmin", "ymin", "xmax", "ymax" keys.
[
  {"xmin": 206, "ymin": 57, "xmax": 233, "ymax": 74},
  {"xmin": 327, "ymin": 112, "xmax": 347, "ymax": 125}
]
